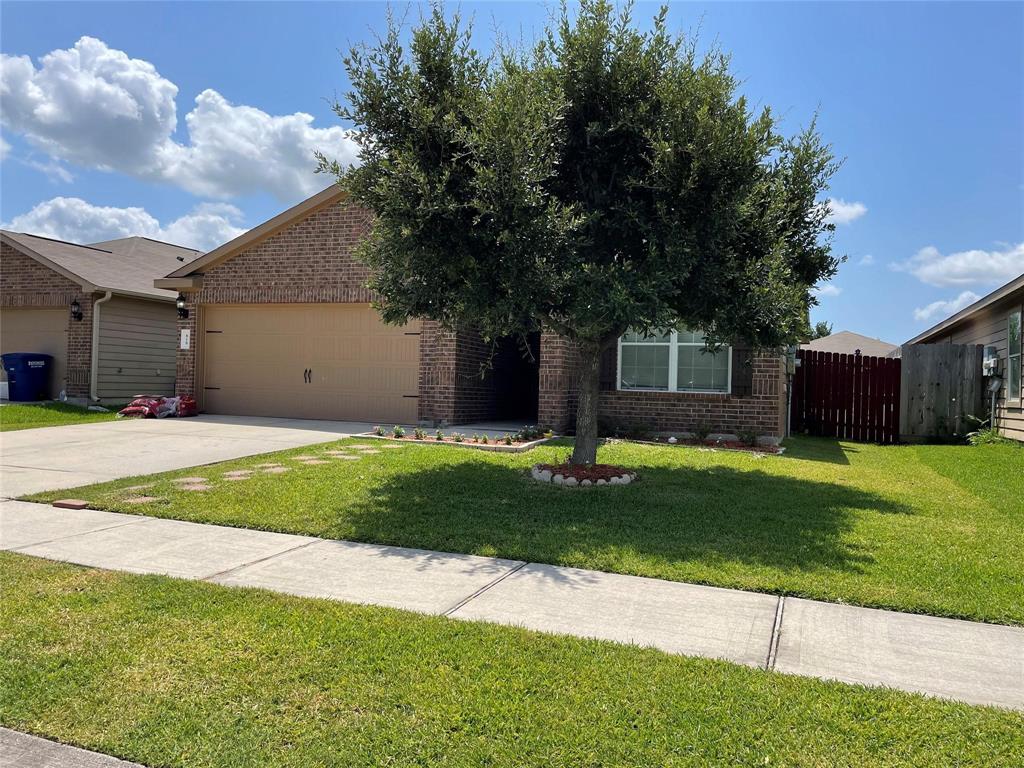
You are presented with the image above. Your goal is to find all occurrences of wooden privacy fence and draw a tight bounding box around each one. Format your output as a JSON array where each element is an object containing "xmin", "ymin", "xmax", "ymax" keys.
[
  {"xmin": 899, "ymin": 344, "xmax": 984, "ymax": 442},
  {"xmin": 790, "ymin": 350, "xmax": 901, "ymax": 444}
]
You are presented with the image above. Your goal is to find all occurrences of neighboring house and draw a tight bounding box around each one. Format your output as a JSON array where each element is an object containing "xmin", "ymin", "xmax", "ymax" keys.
[
  {"xmin": 907, "ymin": 273, "xmax": 1024, "ymax": 441},
  {"xmin": 800, "ymin": 330, "xmax": 899, "ymax": 358},
  {"xmin": 159, "ymin": 186, "xmax": 785, "ymax": 439},
  {"xmin": 1, "ymin": 231, "xmax": 201, "ymax": 403}
]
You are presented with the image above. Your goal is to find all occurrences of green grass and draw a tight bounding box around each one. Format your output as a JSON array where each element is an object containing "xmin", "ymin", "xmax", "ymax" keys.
[
  {"xmin": 0, "ymin": 401, "xmax": 121, "ymax": 431},
  {"xmin": 26, "ymin": 436, "xmax": 1024, "ymax": 625},
  {"xmin": 1, "ymin": 553, "xmax": 1020, "ymax": 767}
]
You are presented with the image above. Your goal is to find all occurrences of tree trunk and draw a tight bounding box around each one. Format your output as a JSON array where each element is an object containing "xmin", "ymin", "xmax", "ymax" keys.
[{"xmin": 571, "ymin": 341, "xmax": 602, "ymax": 465}]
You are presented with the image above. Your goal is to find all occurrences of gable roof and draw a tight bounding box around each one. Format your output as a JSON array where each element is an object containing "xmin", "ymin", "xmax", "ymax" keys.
[
  {"xmin": 906, "ymin": 272, "xmax": 1024, "ymax": 345},
  {"xmin": 161, "ymin": 184, "xmax": 346, "ymax": 283},
  {"xmin": 1, "ymin": 231, "xmax": 201, "ymax": 301},
  {"xmin": 800, "ymin": 330, "xmax": 899, "ymax": 357}
]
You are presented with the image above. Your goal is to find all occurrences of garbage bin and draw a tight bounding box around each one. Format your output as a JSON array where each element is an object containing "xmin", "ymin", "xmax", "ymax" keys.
[{"xmin": 1, "ymin": 353, "xmax": 54, "ymax": 401}]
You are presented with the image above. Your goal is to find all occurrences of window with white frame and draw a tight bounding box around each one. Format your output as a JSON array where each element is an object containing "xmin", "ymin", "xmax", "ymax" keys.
[
  {"xmin": 618, "ymin": 329, "xmax": 731, "ymax": 393},
  {"xmin": 1009, "ymin": 310, "xmax": 1021, "ymax": 403}
]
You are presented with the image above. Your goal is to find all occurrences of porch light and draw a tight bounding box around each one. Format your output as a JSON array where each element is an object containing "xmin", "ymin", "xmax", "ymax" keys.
[
  {"xmin": 176, "ymin": 293, "xmax": 189, "ymax": 320},
  {"xmin": 70, "ymin": 299, "xmax": 83, "ymax": 321}
]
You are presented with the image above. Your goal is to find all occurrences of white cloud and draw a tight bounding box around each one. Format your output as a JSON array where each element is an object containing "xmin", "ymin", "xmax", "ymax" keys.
[
  {"xmin": 825, "ymin": 198, "xmax": 867, "ymax": 225},
  {"xmin": 0, "ymin": 134, "xmax": 10, "ymax": 161},
  {"xmin": 894, "ymin": 242, "xmax": 1024, "ymax": 287},
  {"xmin": 913, "ymin": 291, "xmax": 981, "ymax": 322},
  {"xmin": 858, "ymin": 254, "xmax": 875, "ymax": 266},
  {"xmin": 813, "ymin": 283, "xmax": 842, "ymax": 297},
  {"xmin": 24, "ymin": 157, "xmax": 74, "ymax": 183},
  {"xmin": 0, "ymin": 37, "xmax": 358, "ymax": 203},
  {"xmin": 2, "ymin": 196, "xmax": 245, "ymax": 251}
]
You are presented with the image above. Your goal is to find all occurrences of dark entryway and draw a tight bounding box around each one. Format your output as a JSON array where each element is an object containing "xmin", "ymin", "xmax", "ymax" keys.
[{"xmin": 491, "ymin": 332, "xmax": 540, "ymax": 422}]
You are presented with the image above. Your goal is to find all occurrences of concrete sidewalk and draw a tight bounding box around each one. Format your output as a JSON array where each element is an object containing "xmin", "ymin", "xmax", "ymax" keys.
[
  {"xmin": 2, "ymin": 499, "xmax": 1021, "ymax": 711},
  {"xmin": 0, "ymin": 727, "xmax": 144, "ymax": 767}
]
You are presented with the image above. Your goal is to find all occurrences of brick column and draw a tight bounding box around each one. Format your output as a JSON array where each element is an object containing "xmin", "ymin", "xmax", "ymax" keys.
[
  {"xmin": 174, "ymin": 296, "xmax": 198, "ymax": 397},
  {"xmin": 538, "ymin": 331, "xmax": 576, "ymax": 432},
  {"xmin": 65, "ymin": 291, "xmax": 94, "ymax": 399},
  {"xmin": 417, "ymin": 321, "xmax": 458, "ymax": 425}
]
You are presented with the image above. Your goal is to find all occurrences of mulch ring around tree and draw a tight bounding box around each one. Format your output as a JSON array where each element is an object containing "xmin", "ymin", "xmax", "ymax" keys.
[{"xmin": 531, "ymin": 463, "xmax": 637, "ymax": 487}]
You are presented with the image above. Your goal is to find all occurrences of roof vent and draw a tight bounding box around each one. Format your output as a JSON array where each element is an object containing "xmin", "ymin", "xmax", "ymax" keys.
[{"xmin": 176, "ymin": 255, "xmax": 185, "ymax": 261}]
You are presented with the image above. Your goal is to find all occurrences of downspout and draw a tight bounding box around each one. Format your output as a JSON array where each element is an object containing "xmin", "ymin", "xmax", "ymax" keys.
[{"xmin": 90, "ymin": 291, "xmax": 113, "ymax": 402}]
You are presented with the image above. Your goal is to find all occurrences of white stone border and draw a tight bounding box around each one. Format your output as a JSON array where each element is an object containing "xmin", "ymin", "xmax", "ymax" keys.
[
  {"xmin": 530, "ymin": 465, "xmax": 637, "ymax": 487},
  {"xmin": 358, "ymin": 433, "xmax": 557, "ymax": 453}
]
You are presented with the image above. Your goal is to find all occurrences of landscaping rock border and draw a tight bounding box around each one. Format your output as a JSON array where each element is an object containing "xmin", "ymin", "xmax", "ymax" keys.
[
  {"xmin": 359, "ymin": 433, "xmax": 557, "ymax": 453},
  {"xmin": 530, "ymin": 464, "xmax": 637, "ymax": 487}
]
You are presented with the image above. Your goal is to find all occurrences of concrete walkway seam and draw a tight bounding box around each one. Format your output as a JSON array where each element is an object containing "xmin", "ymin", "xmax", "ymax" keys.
[
  {"xmin": 199, "ymin": 537, "xmax": 323, "ymax": 582},
  {"xmin": 6, "ymin": 518, "xmax": 149, "ymax": 553},
  {"xmin": 766, "ymin": 596, "xmax": 786, "ymax": 670},
  {"xmin": 443, "ymin": 560, "xmax": 530, "ymax": 617}
]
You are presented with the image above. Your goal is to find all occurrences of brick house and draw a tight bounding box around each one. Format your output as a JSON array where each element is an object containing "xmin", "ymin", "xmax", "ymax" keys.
[
  {"xmin": 158, "ymin": 186, "xmax": 786, "ymax": 440},
  {"xmin": 1, "ymin": 231, "xmax": 200, "ymax": 402}
]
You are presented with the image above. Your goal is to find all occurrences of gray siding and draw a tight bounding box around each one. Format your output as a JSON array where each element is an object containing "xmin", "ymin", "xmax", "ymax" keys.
[
  {"xmin": 925, "ymin": 288, "xmax": 1024, "ymax": 441},
  {"xmin": 96, "ymin": 296, "xmax": 177, "ymax": 401}
]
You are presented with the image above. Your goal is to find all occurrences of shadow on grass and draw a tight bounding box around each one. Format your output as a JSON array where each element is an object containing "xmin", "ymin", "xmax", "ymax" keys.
[
  {"xmin": 345, "ymin": 457, "xmax": 910, "ymax": 578},
  {"xmin": 782, "ymin": 436, "xmax": 859, "ymax": 465}
]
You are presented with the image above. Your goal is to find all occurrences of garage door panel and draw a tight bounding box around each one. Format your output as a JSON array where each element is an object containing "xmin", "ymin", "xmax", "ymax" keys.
[{"xmin": 202, "ymin": 304, "xmax": 420, "ymax": 423}]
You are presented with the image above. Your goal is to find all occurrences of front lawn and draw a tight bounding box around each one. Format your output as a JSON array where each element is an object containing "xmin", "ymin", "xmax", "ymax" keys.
[
  {"xmin": 0, "ymin": 401, "xmax": 121, "ymax": 431},
  {"xmin": 26, "ymin": 436, "xmax": 1024, "ymax": 625},
  {"xmin": 1, "ymin": 553, "xmax": 1019, "ymax": 767}
]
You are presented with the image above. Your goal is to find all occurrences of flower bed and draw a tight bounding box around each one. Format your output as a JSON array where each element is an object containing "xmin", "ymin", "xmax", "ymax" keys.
[
  {"xmin": 531, "ymin": 463, "xmax": 637, "ymax": 487},
  {"xmin": 361, "ymin": 426, "xmax": 556, "ymax": 453},
  {"xmin": 642, "ymin": 436, "xmax": 784, "ymax": 455}
]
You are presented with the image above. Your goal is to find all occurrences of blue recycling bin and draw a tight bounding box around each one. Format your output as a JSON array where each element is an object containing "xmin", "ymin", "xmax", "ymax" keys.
[{"xmin": 1, "ymin": 353, "xmax": 53, "ymax": 401}]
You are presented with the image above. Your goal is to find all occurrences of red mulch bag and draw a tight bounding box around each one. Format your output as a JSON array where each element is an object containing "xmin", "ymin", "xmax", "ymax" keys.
[
  {"xmin": 118, "ymin": 397, "xmax": 164, "ymax": 419},
  {"xmin": 177, "ymin": 396, "xmax": 198, "ymax": 417}
]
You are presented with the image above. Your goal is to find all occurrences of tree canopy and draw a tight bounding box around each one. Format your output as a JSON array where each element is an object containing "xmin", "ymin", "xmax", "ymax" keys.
[{"xmin": 320, "ymin": 0, "xmax": 842, "ymax": 463}]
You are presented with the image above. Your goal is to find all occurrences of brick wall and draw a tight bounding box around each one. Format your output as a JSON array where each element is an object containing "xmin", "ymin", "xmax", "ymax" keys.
[
  {"xmin": 1, "ymin": 242, "xmax": 94, "ymax": 397},
  {"xmin": 538, "ymin": 331, "xmax": 786, "ymax": 438}
]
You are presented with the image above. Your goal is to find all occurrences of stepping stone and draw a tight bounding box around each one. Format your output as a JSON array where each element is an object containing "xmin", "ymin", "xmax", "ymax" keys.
[
  {"xmin": 124, "ymin": 496, "xmax": 161, "ymax": 504},
  {"xmin": 346, "ymin": 444, "xmax": 373, "ymax": 450},
  {"xmin": 53, "ymin": 499, "xmax": 89, "ymax": 510},
  {"xmin": 224, "ymin": 475, "xmax": 252, "ymax": 481},
  {"xmin": 292, "ymin": 455, "xmax": 317, "ymax": 461},
  {"xmin": 179, "ymin": 484, "xmax": 212, "ymax": 492},
  {"xmin": 359, "ymin": 449, "xmax": 380, "ymax": 455},
  {"xmin": 331, "ymin": 455, "xmax": 360, "ymax": 461},
  {"xmin": 325, "ymin": 450, "xmax": 351, "ymax": 456},
  {"xmin": 223, "ymin": 470, "xmax": 253, "ymax": 478},
  {"xmin": 262, "ymin": 466, "xmax": 290, "ymax": 474},
  {"xmin": 299, "ymin": 459, "xmax": 329, "ymax": 465},
  {"xmin": 173, "ymin": 476, "xmax": 208, "ymax": 484},
  {"xmin": 255, "ymin": 463, "xmax": 282, "ymax": 469},
  {"xmin": 378, "ymin": 444, "xmax": 405, "ymax": 449}
]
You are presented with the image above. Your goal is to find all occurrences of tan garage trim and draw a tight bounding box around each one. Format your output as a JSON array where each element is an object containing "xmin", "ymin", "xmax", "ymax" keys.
[
  {"xmin": 201, "ymin": 303, "xmax": 421, "ymax": 423},
  {"xmin": 0, "ymin": 308, "xmax": 68, "ymax": 398}
]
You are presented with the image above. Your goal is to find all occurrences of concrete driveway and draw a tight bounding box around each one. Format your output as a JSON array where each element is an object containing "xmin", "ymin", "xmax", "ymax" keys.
[{"xmin": 0, "ymin": 415, "xmax": 376, "ymax": 497}]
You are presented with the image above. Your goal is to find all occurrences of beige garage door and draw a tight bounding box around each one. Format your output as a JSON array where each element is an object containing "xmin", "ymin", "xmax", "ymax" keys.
[
  {"xmin": 0, "ymin": 308, "xmax": 68, "ymax": 398},
  {"xmin": 202, "ymin": 304, "xmax": 421, "ymax": 423}
]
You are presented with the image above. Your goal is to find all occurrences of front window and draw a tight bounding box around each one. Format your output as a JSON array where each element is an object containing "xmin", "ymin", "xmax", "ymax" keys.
[
  {"xmin": 618, "ymin": 328, "xmax": 731, "ymax": 393},
  {"xmin": 1009, "ymin": 310, "xmax": 1022, "ymax": 403}
]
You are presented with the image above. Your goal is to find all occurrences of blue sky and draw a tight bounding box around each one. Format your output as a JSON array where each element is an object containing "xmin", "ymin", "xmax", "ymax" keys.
[{"xmin": 1, "ymin": 1, "xmax": 1021, "ymax": 344}]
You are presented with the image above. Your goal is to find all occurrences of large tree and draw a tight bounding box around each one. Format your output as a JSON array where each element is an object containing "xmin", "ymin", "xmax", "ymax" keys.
[{"xmin": 320, "ymin": 1, "xmax": 840, "ymax": 464}]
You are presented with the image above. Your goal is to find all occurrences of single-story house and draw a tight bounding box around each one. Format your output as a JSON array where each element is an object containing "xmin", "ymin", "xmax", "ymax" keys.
[
  {"xmin": 907, "ymin": 273, "xmax": 1024, "ymax": 441},
  {"xmin": 1, "ymin": 231, "xmax": 201, "ymax": 403},
  {"xmin": 158, "ymin": 186, "xmax": 786, "ymax": 439},
  {"xmin": 800, "ymin": 330, "xmax": 899, "ymax": 358}
]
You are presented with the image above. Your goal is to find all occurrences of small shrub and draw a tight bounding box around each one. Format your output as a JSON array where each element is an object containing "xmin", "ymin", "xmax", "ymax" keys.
[
  {"xmin": 413, "ymin": 427, "xmax": 426, "ymax": 440},
  {"xmin": 472, "ymin": 434, "xmax": 480, "ymax": 443},
  {"xmin": 693, "ymin": 423, "xmax": 712, "ymax": 441},
  {"xmin": 480, "ymin": 434, "xmax": 489, "ymax": 444},
  {"xmin": 392, "ymin": 425, "xmax": 406, "ymax": 439},
  {"xmin": 451, "ymin": 432, "xmax": 465, "ymax": 443},
  {"xmin": 738, "ymin": 429, "xmax": 758, "ymax": 446},
  {"xmin": 373, "ymin": 425, "xmax": 386, "ymax": 437},
  {"xmin": 543, "ymin": 429, "xmax": 554, "ymax": 439},
  {"xmin": 435, "ymin": 430, "xmax": 445, "ymax": 441},
  {"xmin": 503, "ymin": 434, "xmax": 513, "ymax": 446}
]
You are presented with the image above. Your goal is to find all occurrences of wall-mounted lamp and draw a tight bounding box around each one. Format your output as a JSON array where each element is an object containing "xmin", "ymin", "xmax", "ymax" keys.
[
  {"xmin": 70, "ymin": 298, "xmax": 83, "ymax": 321},
  {"xmin": 176, "ymin": 293, "xmax": 189, "ymax": 320}
]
